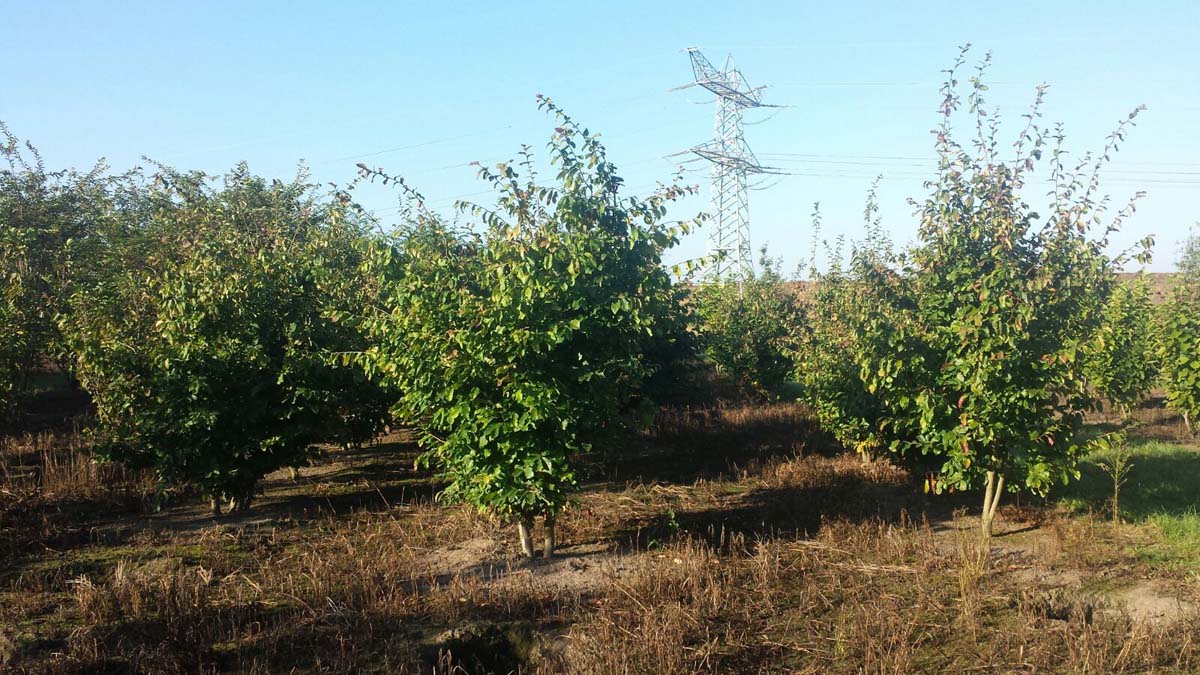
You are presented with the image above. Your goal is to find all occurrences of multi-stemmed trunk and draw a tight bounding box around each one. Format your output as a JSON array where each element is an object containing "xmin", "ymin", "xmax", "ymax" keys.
[
  {"xmin": 980, "ymin": 470, "xmax": 1005, "ymax": 539},
  {"xmin": 211, "ymin": 489, "xmax": 255, "ymax": 516},
  {"xmin": 227, "ymin": 493, "xmax": 253, "ymax": 513},
  {"xmin": 516, "ymin": 516, "xmax": 557, "ymax": 559},
  {"xmin": 518, "ymin": 519, "xmax": 536, "ymax": 558}
]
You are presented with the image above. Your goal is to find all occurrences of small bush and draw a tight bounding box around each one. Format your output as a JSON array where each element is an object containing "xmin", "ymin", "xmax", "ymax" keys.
[{"xmin": 694, "ymin": 250, "xmax": 803, "ymax": 394}]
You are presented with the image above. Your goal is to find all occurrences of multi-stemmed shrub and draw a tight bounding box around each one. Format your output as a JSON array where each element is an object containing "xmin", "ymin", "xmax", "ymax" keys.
[
  {"xmin": 352, "ymin": 98, "xmax": 698, "ymax": 557},
  {"xmin": 62, "ymin": 166, "xmax": 390, "ymax": 512}
]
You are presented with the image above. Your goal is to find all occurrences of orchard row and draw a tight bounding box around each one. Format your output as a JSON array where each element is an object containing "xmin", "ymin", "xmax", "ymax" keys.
[{"xmin": 2, "ymin": 55, "xmax": 1197, "ymax": 550}]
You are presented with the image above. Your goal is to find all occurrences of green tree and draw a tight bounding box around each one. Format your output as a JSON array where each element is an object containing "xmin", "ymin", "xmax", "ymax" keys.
[
  {"xmin": 1083, "ymin": 276, "xmax": 1160, "ymax": 419},
  {"xmin": 1160, "ymin": 278, "xmax": 1200, "ymax": 436},
  {"xmin": 801, "ymin": 50, "xmax": 1152, "ymax": 538},
  {"xmin": 1164, "ymin": 226, "xmax": 1200, "ymax": 434},
  {"xmin": 354, "ymin": 98, "xmax": 698, "ymax": 557},
  {"xmin": 0, "ymin": 124, "xmax": 116, "ymax": 424},
  {"xmin": 898, "ymin": 53, "xmax": 1150, "ymax": 538},
  {"xmin": 694, "ymin": 249, "xmax": 803, "ymax": 394},
  {"xmin": 62, "ymin": 166, "xmax": 390, "ymax": 512},
  {"xmin": 1178, "ymin": 225, "xmax": 1200, "ymax": 281},
  {"xmin": 797, "ymin": 199, "xmax": 920, "ymax": 466},
  {"xmin": 903, "ymin": 53, "xmax": 1151, "ymax": 537}
]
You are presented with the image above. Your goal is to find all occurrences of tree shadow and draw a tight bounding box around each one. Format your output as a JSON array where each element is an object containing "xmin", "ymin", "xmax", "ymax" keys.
[
  {"xmin": 132, "ymin": 439, "xmax": 445, "ymax": 531},
  {"xmin": 611, "ymin": 470, "xmax": 978, "ymax": 551},
  {"xmin": 588, "ymin": 401, "xmax": 838, "ymax": 487},
  {"xmin": 252, "ymin": 440, "xmax": 440, "ymax": 511},
  {"xmin": 0, "ymin": 436, "xmax": 441, "ymax": 567}
]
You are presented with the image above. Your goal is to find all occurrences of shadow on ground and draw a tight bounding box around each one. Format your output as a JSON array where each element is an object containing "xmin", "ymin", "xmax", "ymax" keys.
[
  {"xmin": 137, "ymin": 435, "xmax": 445, "ymax": 532},
  {"xmin": 609, "ymin": 463, "xmax": 991, "ymax": 552},
  {"xmin": 588, "ymin": 401, "xmax": 837, "ymax": 488}
]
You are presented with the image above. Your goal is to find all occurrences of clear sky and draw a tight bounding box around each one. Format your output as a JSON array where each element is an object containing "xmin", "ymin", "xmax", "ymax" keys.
[{"xmin": 4, "ymin": 1, "xmax": 1198, "ymax": 272}]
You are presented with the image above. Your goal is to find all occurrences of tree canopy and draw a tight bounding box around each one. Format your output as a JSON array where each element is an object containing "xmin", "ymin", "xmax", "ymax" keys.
[
  {"xmin": 352, "ymin": 99, "xmax": 698, "ymax": 556},
  {"xmin": 799, "ymin": 49, "xmax": 1152, "ymax": 536},
  {"xmin": 61, "ymin": 166, "xmax": 390, "ymax": 511}
]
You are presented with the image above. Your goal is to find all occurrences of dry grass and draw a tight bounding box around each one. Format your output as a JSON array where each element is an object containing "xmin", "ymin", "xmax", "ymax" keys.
[
  {"xmin": 544, "ymin": 514, "xmax": 1199, "ymax": 674},
  {"xmin": 2, "ymin": 400, "xmax": 1199, "ymax": 674},
  {"xmin": 0, "ymin": 432, "xmax": 157, "ymax": 568},
  {"xmin": 0, "ymin": 431, "xmax": 154, "ymax": 502}
]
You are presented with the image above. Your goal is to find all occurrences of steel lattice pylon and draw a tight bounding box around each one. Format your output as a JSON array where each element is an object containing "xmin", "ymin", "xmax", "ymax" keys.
[{"xmin": 675, "ymin": 48, "xmax": 777, "ymax": 283}]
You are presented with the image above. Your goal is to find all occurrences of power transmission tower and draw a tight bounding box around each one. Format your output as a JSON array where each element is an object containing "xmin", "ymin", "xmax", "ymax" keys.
[{"xmin": 675, "ymin": 47, "xmax": 778, "ymax": 283}]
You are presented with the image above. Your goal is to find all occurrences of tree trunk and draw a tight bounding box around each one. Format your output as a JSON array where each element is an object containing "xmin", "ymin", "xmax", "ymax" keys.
[
  {"xmin": 289, "ymin": 466, "xmax": 300, "ymax": 482},
  {"xmin": 543, "ymin": 515, "xmax": 556, "ymax": 559},
  {"xmin": 980, "ymin": 470, "xmax": 1005, "ymax": 539},
  {"xmin": 1184, "ymin": 411, "xmax": 1193, "ymax": 436},
  {"xmin": 517, "ymin": 519, "xmax": 535, "ymax": 558},
  {"xmin": 210, "ymin": 497, "xmax": 222, "ymax": 517},
  {"xmin": 228, "ymin": 490, "xmax": 254, "ymax": 514}
]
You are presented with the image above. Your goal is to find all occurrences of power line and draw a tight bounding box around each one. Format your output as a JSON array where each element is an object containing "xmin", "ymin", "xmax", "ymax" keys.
[
  {"xmin": 321, "ymin": 126, "xmax": 515, "ymax": 164},
  {"xmin": 761, "ymin": 156, "xmax": 1200, "ymax": 178},
  {"xmin": 761, "ymin": 151, "xmax": 1200, "ymax": 169}
]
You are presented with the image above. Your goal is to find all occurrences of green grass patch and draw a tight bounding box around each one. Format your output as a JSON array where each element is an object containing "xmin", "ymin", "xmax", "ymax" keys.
[
  {"xmin": 1058, "ymin": 439, "xmax": 1200, "ymax": 566},
  {"xmin": 1148, "ymin": 508, "xmax": 1200, "ymax": 557}
]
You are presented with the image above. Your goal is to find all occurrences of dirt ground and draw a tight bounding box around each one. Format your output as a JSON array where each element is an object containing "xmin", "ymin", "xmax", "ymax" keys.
[{"xmin": 3, "ymin": 399, "xmax": 1199, "ymax": 673}]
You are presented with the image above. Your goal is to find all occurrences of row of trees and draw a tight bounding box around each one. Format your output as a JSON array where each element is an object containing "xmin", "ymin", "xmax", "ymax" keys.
[
  {"xmin": 0, "ymin": 123, "xmax": 115, "ymax": 420},
  {"xmin": 1, "ymin": 101, "xmax": 698, "ymax": 554},
  {"xmin": 1, "ymin": 133, "xmax": 393, "ymax": 512},
  {"xmin": 692, "ymin": 251, "xmax": 803, "ymax": 394},
  {"xmin": 705, "ymin": 215, "xmax": 1196, "ymax": 538},
  {"xmin": 62, "ymin": 168, "xmax": 394, "ymax": 512},
  {"xmin": 3, "ymin": 52, "xmax": 1198, "ymax": 547}
]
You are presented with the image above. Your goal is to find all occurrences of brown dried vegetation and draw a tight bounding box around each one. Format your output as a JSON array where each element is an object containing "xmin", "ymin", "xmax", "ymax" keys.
[{"xmin": 1, "ymin": 400, "xmax": 1198, "ymax": 674}]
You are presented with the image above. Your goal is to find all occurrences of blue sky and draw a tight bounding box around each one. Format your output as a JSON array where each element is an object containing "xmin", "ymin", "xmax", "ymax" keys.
[{"xmin": 4, "ymin": 1, "xmax": 1198, "ymax": 272}]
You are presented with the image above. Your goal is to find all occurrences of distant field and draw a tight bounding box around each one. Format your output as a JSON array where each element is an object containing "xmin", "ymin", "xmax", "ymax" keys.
[{"xmin": 1118, "ymin": 272, "xmax": 1181, "ymax": 304}]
